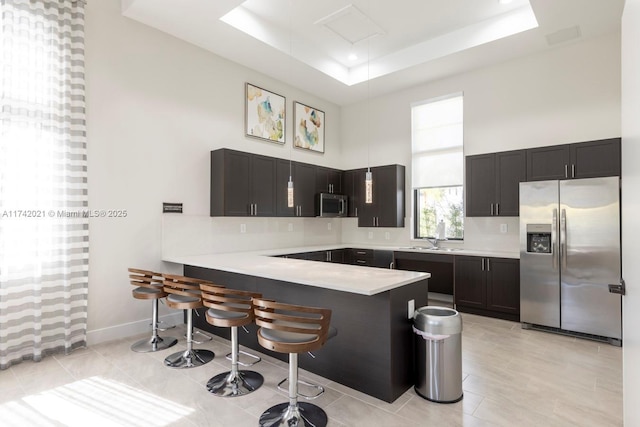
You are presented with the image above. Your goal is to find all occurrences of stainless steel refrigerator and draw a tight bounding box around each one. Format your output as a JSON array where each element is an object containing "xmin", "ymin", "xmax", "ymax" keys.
[{"xmin": 519, "ymin": 177, "xmax": 622, "ymax": 345}]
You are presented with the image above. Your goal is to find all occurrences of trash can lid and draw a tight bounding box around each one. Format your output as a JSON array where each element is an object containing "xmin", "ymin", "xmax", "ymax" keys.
[{"xmin": 413, "ymin": 306, "xmax": 462, "ymax": 335}]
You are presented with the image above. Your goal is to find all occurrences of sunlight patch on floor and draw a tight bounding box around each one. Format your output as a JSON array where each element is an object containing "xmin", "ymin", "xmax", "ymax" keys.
[{"xmin": 0, "ymin": 376, "xmax": 193, "ymax": 426}]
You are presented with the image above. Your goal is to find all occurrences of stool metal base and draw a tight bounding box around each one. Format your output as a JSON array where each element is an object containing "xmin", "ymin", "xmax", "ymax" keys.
[
  {"xmin": 164, "ymin": 349, "xmax": 214, "ymax": 369},
  {"xmin": 206, "ymin": 370, "xmax": 264, "ymax": 397},
  {"xmin": 259, "ymin": 402, "xmax": 327, "ymax": 427},
  {"xmin": 131, "ymin": 335, "xmax": 178, "ymax": 353}
]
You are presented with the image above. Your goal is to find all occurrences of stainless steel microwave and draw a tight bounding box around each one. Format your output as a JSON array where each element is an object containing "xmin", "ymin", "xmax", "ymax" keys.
[{"xmin": 316, "ymin": 193, "xmax": 348, "ymax": 217}]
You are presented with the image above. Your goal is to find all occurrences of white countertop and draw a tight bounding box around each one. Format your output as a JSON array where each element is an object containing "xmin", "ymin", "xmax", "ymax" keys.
[
  {"xmin": 163, "ymin": 249, "xmax": 428, "ymax": 296},
  {"xmin": 163, "ymin": 244, "xmax": 518, "ymax": 296}
]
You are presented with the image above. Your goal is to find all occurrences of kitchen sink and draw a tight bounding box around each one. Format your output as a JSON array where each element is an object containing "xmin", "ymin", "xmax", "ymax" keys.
[{"xmin": 399, "ymin": 246, "xmax": 462, "ymax": 252}]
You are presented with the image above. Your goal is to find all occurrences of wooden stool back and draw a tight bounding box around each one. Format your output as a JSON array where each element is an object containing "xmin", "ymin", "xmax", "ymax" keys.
[
  {"xmin": 129, "ymin": 268, "xmax": 165, "ymax": 300},
  {"xmin": 162, "ymin": 274, "xmax": 211, "ymax": 310},
  {"xmin": 253, "ymin": 298, "xmax": 331, "ymax": 354},
  {"xmin": 200, "ymin": 284, "xmax": 262, "ymax": 328}
]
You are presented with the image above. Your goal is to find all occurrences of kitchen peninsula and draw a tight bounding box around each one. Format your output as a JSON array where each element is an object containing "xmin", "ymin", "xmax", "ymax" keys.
[{"xmin": 164, "ymin": 248, "xmax": 430, "ymax": 403}]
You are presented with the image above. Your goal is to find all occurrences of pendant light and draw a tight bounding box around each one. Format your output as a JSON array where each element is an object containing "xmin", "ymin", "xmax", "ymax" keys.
[
  {"xmin": 287, "ymin": 153, "xmax": 294, "ymax": 208},
  {"xmin": 365, "ymin": 11, "xmax": 373, "ymax": 205},
  {"xmin": 286, "ymin": 0, "xmax": 294, "ymax": 209}
]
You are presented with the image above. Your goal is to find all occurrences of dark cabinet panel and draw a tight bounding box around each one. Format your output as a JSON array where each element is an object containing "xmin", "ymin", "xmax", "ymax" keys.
[
  {"xmin": 210, "ymin": 149, "xmax": 275, "ymax": 216},
  {"xmin": 486, "ymin": 258, "xmax": 520, "ymax": 315},
  {"xmin": 346, "ymin": 168, "xmax": 366, "ymax": 218},
  {"xmin": 316, "ymin": 167, "xmax": 342, "ymax": 194},
  {"xmin": 526, "ymin": 138, "xmax": 620, "ymax": 181},
  {"xmin": 357, "ymin": 165, "xmax": 405, "ymax": 227},
  {"xmin": 495, "ymin": 150, "xmax": 527, "ymax": 216},
  {"xmin": 295, "ymin": 162, "xmax": 317, "ymax": 217},
  {"xmin": 454, "ymin": 256, "xmax": 486, "ymax": 309},
  {"xmin": 251, "ymin": 155, "xmax": 277, "ymax": 216},
  {"xmin": 275, "ymin": 160, "xmax": 316, "ymax": 217},
  {"xmin": 526, "ymin": 145, "xmax": 571, "ymax": 181},
  {"xmin": 465, "ymin": 154, "xmax": 495, "ymax": 217},
  {"xmin": 571, "ymin": 138, "xmax": 621, "ymax": 179},
  {"xmin": 454, "ymin": 256, "xmax": 519, "ymax": 321},
  {"xmin": 394, "ymin": 252, "xmax": 454, "ymax": 295},
  {"xmin": 466, "ymin": 150, "xmax": 525, "ymax": 217}
]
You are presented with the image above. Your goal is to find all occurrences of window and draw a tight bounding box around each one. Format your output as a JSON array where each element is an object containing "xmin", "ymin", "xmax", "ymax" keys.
[{"xmin": 411, "ymin": 94, "xmax": 464, "ymax": 239}]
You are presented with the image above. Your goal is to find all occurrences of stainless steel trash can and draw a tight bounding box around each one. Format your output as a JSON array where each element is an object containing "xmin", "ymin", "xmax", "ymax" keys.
[{"xmin": 413, "ymin": 306, "xmax": 463, "ymax": 403}]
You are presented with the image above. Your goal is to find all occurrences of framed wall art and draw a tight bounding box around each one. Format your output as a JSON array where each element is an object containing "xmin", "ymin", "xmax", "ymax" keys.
[
  {"xmin": 293, "ymin": 101, "xmax": 325, "ymax": 153},
  {"xmin": 245, "ymin": 83, "xmax": 285, "ymax": 144}
]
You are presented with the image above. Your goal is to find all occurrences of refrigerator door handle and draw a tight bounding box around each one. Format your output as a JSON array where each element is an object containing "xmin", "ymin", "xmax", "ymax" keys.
[
  {"xmin": 560, "ymin": 208, "xmax": 567, "ymax": 269},
  {"xmin": 552, "ymin": 208, "xmax": 558, "ymax": 270},
  {"xmin": 608, "ymin": 279, "xmax": 626, "ymax": 295}
]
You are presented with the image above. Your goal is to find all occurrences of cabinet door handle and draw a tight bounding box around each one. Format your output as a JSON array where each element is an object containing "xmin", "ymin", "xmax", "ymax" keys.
[
  {"xmin": 486, "ymin": 258, "xmax": 491, "ymax": 272},
  {"xmin": 496, "ymin": 203, "xmax": 499, "ymax": 216},
  {"xmin": 356, "ymin": 251, "xmax": 367, "ymax": 255},
  {"xmin": 490, "ymin": 203, "xmax": 494, "ymax": 216},
  {"xmin": 356, "ymin": 260, "xmax": 367, "ymax": 264},
  {"xmin": 481, "ymin": 258, "xmax": 485, "ymax": 271},
  {"xmin": 254, "ymin": 204, "xmax": 258, "ymax": 216},
  {"xmin": 571, "ymin": 164, "xmax": 576, "ymax": 178},
  {"xmin": 355, "ymin": 207, "xmax": 358, "ymax": 217},
  {"xmin": 565, "ymin": 164, "xmax": 568, "ymax": 178}
]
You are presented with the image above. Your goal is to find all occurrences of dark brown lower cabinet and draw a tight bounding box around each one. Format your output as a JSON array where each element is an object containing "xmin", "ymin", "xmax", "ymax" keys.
[{"xmin": 454, "ymin": 256, "xmax": 520, "ymax": 321}]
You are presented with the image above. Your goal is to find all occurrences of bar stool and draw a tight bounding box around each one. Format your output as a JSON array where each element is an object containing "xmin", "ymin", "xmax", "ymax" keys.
[
  {"xmin": 162, "ymin": 274, "xmax": 215, "ymax": 368},
  {"xmin": 253, "ymin": 298, "xmax": 332, "ymax": 427},
  {"xmin": 200, "ymin": 283, "xmax": 264, "ymax": 397},
  {"xmin": 129, "ymin": 268, "xmax": 178, "ymax": 353}
]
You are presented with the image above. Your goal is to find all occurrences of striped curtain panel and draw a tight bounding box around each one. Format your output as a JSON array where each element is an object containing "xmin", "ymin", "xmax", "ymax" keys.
[{"xmin": 0, "ymin": 0, "xmax": 88, "ymax": 369}]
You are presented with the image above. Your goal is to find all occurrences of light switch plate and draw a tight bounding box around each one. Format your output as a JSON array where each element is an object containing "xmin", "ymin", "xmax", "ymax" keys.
[
  {"xmin": 500, "ymin": 223, "xmax": 508, "ymax": 233},
  {"xmin": 240, "ymin": 224, "xmax": 246, "ymax": 233}
]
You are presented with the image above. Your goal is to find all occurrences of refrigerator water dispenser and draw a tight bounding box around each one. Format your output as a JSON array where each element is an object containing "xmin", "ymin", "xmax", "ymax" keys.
[{"xmin": 526, "ymin": 224, "xmax": 551, "ymax": 254}]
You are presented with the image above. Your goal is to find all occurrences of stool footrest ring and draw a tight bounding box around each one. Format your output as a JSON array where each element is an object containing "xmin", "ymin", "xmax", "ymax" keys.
[
  {"xmin": 225, "ymin": 350, "xmax": 261, "ymax": 367},
  {"xmin": 277, "ymin": 378, "xmax": 325, "ymax": 400}
]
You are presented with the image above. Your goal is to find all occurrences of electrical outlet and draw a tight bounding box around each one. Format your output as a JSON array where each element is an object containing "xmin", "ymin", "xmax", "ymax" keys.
[
  {"xmin": 288, "ymin": 223, "xmax": 293, "ymax": 232},
  {"xmin": 368, "ymin": 231, "xmax": 373, "ymax": 239},
  {"xmin": 408, "ymin": 299, "xmax": 415, "ymax": 319},
  {"xmin": 240, "ymin": 224, "xmax": 246, "ymax": 233},
  {"xmin": 500, "ymin": 223, "xmax": 508, "ymax": 233}
]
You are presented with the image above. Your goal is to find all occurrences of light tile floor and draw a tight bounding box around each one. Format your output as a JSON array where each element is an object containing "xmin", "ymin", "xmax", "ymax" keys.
[{"xmin": 0, "ymin": 313, "xmax": 622, "ymax": 426}]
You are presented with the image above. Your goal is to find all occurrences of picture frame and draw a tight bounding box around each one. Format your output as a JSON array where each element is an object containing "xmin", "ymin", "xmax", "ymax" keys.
[
  {"xmin": 245, "ymin": 83, "xmax": 286, "ymax": 144},
  {"xmin": 293, "ymin": 101, "xmax": 325, "ymax": 153}
]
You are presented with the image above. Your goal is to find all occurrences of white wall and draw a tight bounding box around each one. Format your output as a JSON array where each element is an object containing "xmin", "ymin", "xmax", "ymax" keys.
[
  {"xmin": 84, "ymin": 0, "xmax": 342, "ymax": 342},
  {"xmin": 340, "ymin": 32, "xmax": 621, "ymax": 250},
  {"xmin": 621, "ymin": 0, "xmax": 640, "ymax": 424},
  {"xmin": 84, "ymin": 0, "xmax": 622, "ymax": 344}
]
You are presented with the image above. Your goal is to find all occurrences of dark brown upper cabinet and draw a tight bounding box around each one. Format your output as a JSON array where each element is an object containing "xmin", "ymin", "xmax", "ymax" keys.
[
  {"xmin": 358, "ymin": 165, "xmax": 405, "ymax": 228},
  {"xmin": 275, "ymin": 159, "xmax": 316, "ymax": 217},
  {"xmin": 465, "ymin": 150, "xmax": 526, "ymax": 217},
  {"xmin": 210, "ymin": 149, "xmax": 276, "ymax": 217},
  {"xmin": 316, "ymin": 167, "xmax": 342, "ymax": 194},
  {"xmin": 526, "ymin": 138, "xmax": 620, "ymax": 181}
]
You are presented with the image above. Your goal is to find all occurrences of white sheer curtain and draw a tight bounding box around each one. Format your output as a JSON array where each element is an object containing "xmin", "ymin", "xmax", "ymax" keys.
[{"xmin": 0, "ymin": 0, "xmax": 88, "ymax": 369}]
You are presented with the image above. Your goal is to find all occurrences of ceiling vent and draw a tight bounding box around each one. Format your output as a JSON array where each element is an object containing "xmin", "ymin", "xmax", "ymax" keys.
[
  {"xmin": 545, "ymin": 25, "xmax": 582, "ymax": 46},
  {"xmin": 315, "ymin": 4, "xmax": 385, "ymax": 45}
]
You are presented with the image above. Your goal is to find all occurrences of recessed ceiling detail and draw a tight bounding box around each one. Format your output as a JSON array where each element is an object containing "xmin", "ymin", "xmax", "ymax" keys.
[
  {"xmin": 121, "ymin": 0, "xmax": 625, "ymax": 105},
  {"xmin": 218, "ymin": 0, "xmax": 538, "ymax": 86},
  {"xmin": 314, "ymin": 4, "xmax": 385, "ymax": 45}
]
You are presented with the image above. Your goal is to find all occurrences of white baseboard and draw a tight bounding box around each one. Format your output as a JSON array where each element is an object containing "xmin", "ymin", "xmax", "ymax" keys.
[{"xmin": 86, "ymin": 312, "xmax": 183, "ymax": 346}]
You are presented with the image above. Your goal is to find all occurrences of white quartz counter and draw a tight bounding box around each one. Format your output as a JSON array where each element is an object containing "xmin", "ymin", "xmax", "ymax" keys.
[
  {"xmin": 163, "ymin": 249, "xmax": 429, "ymax": 296},
  {"xmin": 162, "ymin": 243, "xmax": 519, "ymax": 296}
]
